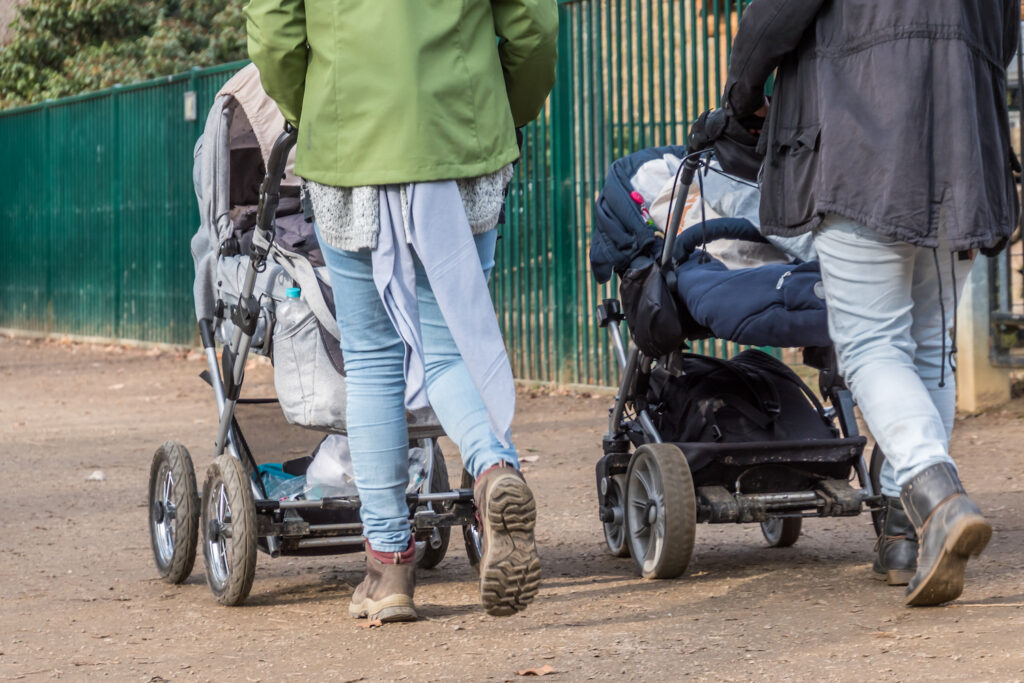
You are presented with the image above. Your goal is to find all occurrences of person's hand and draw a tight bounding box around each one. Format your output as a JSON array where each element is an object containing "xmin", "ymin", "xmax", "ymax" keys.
[
  {"xmin": 737, "ymin": 99, "xmax": 768, "ymax": 136},
  {"xmin": 691, "ymin": 104, "xmax": 765, "ymax": 181},
  {"xmin": 688, "ymin": 108, "xmax": 728, "ymax": 153}
]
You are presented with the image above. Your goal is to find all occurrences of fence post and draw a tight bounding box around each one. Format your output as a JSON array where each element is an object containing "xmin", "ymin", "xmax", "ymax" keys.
[
  {"xmin": 550, "ymin": 3, "xmax": 577, "ymax": 384},
  {"xmin": 43, "ymin": 99, "xmax": 53, "ymax": 334},
  {"xmin": 111, "ymin": 85, "xmax": 123, "ymax": 339}
]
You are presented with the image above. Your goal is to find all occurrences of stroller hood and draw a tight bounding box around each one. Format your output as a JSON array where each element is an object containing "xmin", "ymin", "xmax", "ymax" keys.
[
  {"xmin": 591, "ymin": 145, "xmax": 686, "ymax": 284},
  {"xmin": 216, "ymin": 64, "xmax": 300, "ymax": 189}
]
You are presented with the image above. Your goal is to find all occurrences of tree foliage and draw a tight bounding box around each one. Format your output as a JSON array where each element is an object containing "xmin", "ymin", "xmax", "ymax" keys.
[{"xmin": 0, "ymin": 0, "xmax": 246, "ymax": 108}]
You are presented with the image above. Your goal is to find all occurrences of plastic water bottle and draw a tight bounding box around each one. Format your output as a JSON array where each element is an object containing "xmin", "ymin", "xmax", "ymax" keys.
[{"xmin": 275, "ymin": 286, "xmax": 309, "ymax": 333}]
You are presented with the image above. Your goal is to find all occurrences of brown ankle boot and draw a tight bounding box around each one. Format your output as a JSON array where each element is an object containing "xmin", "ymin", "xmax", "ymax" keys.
[
  {"xmin": 473, "ymin": 462, "xmax": 541, "ymax": 616},
  {"xmin": 900, "ymin": 463, "xmax": 992, "ymax": 607},
  {"xmin": 349, "ymin": 540, "xmax": 417, "ymax": 622}
]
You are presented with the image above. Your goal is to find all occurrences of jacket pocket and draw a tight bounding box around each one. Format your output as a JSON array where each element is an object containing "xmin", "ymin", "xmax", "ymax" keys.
[{"xmin": 772, "ymin": 124, "xmax": 821, "ymax": 229}]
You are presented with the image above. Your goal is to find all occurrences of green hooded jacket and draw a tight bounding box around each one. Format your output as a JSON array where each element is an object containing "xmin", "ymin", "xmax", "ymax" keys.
[{"xmin": 245, "ymin": 0, "xmax": 559, "ymax": 187}]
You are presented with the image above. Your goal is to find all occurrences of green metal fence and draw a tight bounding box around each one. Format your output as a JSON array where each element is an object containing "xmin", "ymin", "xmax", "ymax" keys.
[
  {"xmin": 0, "ymin": 1, "xmax": 752, "ymax": 383},
  {"xmin": 0, "ymin": 62, "xmax": 248, "ymax": 344},
  {"xmin": 499, "ymin": 0, "xmax": 751, "ymax": 385}
]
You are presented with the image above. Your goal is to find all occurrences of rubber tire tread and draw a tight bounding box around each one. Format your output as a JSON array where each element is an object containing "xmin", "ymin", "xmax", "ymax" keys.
[
  {"xmin": 626, "ymin": 444, "xmax": 697, "ymax": 580},
  {"xmin": 148, "ymin": 441, "xmax": 200, "ymax": 584},
  {"xmin": 416, "ymin": 442, "xmax": 452, "ymax": 570},
  {"xmin": 202, "ymin": 455, "xmax": 257, "ymax": 606},
  {"xmin": 761, "ymin": 517, "xmax": 802, "ymax": 548},
  {"xmin": 461, "ymin": 468, "xmax": 482, "ymax": 576}
]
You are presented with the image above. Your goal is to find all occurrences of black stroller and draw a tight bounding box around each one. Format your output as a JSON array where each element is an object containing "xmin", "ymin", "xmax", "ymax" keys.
[
  {"xmin": 146, "ymin": 66, "xmax": 483, "ymax": 605},
  {"xmin": 591, "ymin": 141, "xmax": 886, "ymax": 579}
]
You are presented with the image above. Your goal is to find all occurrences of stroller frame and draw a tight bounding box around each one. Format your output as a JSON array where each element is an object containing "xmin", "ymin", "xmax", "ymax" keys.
[
  {"xmin": 593, "ymin": 151, "xmax": 883, "ymax": 578},
  {"xmin": 148, "ymin": 126, "xmax": 482, "ymax": 606}
]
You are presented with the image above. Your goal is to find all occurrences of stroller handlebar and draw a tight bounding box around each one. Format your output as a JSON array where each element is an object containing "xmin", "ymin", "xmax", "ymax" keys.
[
  {"xmin": 660, "ymin": 153, "xmax": 704, "ymax": 270},
  {"xmin": 252, "ymin": 127, "xmax": 299, "ymax": 262}
]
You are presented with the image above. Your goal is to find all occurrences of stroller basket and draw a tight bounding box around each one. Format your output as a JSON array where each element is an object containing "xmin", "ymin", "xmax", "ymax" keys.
[{"xmin": 673, "ymin": 437, "xmax": 865, "ymax": 476}]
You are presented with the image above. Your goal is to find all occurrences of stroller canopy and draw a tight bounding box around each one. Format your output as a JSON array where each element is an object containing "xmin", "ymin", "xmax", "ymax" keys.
[{"xmin": 191, "ymin": 64, "xmax": 313, "ymax": 324}]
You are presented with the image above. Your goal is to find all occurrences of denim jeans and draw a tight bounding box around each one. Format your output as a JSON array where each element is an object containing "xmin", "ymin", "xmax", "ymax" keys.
[
  {"xmin": 316, "ymin": 227, "xmax": 518, "ymax": 551},
  {"xmin": 813, "ymin": 215, "xmax": 973, "ymax": 497}
]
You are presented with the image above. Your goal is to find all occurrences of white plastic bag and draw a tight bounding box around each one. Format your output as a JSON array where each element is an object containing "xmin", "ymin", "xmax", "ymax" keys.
[
  {"xmin": 304, "ymin": 435, "xmax": 358, "ymax": 499},
  {"xmin": 304, "ymin": 434, "xmax": 434, "ymax": 499}
]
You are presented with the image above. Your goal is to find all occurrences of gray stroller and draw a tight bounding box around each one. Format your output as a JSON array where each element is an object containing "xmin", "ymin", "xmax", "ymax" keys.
[{"xmin": 147, "ymin": 65, "xmax": 483, "ymax": 606}]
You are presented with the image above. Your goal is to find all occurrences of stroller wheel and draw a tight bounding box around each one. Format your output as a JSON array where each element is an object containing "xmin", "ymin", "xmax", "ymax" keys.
[
  {"xmin": 201, "ymin": 455, "xmax": 257, "ymax": 606},
  {"xmin": 603, "ymin": 474, "xmax": 630, "ymax": 558},
  {"xmin": 625, "ymin": 444, "xmax": 696, "ymax": 579},
  {"xmin": 415, "ymin": 441, "xmax": 452, "ymax": 570},
  {"xmin": 760, "ymin": 518, "xmax": 802, "ymax": 547},
  {"xmin": 460, "ymin": 468, "xmax": 483, "ymax": 575},
  {"xmin": 869, "ymin": 444, "xmax": 885, "ymax": 537},
  {"xmin": 148, "ymin": 441, "xmax": 200, "ymax": 584}
]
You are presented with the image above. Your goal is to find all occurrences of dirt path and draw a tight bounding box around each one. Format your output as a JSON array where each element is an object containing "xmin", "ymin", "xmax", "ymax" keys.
[{"xmin": 1, "ymin": 335, "xmax": 1023, "ymax": 682}]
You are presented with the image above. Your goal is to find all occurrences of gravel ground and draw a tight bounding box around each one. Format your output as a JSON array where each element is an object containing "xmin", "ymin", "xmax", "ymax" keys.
[{"xmin": 1, "ymin": 334, "xmax": 1022, "ymax": 682}]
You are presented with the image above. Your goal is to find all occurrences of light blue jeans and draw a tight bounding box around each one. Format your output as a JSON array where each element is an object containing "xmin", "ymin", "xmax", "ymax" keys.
[
  {"xmin": 813, "ymin": 215, "xmax": 973, "ymax": 497},
  {"xmin": 316, "ymin": 227, "xmax": 518, "ymax": 551}
]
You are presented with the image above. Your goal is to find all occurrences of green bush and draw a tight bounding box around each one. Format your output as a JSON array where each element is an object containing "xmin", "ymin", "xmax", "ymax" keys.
[{"xmin": 0, "ymin": 0, "xmax": 246, "ymax": 108}]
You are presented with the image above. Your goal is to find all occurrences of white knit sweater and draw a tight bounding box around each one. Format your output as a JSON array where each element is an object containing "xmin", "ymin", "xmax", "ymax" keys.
[{"xmin": 306, "ymin": 164, "xmax": 514, "ymax": 251}]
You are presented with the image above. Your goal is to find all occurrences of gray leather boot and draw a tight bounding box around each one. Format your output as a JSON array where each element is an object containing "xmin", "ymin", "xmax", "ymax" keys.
[
  {"xmin": 348, "ymin": 540, "xmax": 417, "ymax": 622},
  {"xmin": 872, "ymin": 496, "xmax": 918, "ymax": 586},
  {"xmin": 474, "ymin": 462, "xmax": 542, "ymax": 616},
  {"xmin": 900, "ymin": 462, "xmax": 992, "ymax": 606}
]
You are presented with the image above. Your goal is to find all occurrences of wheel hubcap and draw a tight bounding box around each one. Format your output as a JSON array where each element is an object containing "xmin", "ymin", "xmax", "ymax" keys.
[
  {"xmin": 152, "ymin": 464, "xmax": 177, "ymax": 565},
  {"xmin": 206, "ymin": 482, "xmax": 232, "ymax": 586},
  {"xmin": 762, "ymin": 518, "xmax": 783, "ymax": 544},
  {"xmin": 603, "ymin": 476, "xmax": 626, "ymax": 552},
  {"xmin": 627, "ymin": 455, "xmax": 665, "ymax": 571},
  {"xmin": 646, "ymin": 502, "xmax": 658, "ymax": 526},
  {"xmin": 468, "ymin": 523, "xmax": 483, "ymax": 559}
]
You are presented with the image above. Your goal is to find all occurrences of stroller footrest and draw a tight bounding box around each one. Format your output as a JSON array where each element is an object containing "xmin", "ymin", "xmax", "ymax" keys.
[
  {"xmin": 697, "ymin": 486, "xmax": 825, "ymax": 523},
  {"xmin": 815, "ymin": 479, "xmax": 865, "ymax": 517},
  {"xmin": 696, "ymin": 479, "xmax": 867, "ymax": 524},
  {"xmin": 413, "ymin": 502, "xmax": 476, "ymax": 530}
]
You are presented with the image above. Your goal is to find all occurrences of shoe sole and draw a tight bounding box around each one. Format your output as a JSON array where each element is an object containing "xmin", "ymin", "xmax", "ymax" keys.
[
  {"xmin": 905, "ymin": 515, "xmax": 992, "ymax": 607},
  {"xmin": 349, "ymin": 594, "xmax": 417, "ymax": 623},
  {"xmin": 480, "ymin": 476, "xmax": 541, "ymax": 617}
]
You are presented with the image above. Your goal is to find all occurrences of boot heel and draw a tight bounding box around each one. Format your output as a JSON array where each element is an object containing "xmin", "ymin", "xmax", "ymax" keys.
[
  {"xmin": 373, "ymin": 603, "xmax": 418, "ymax": 623},
  {"xmin": 886, "ymin": 569, "xmax": 914, "ymax": 586},
  {"xmin": 947, "ymin": 516, "xmax": 992, "ymax": 558},
  {"xmin": 901, "ymin": 463, "xmax": 991, "ymax": 607}
]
